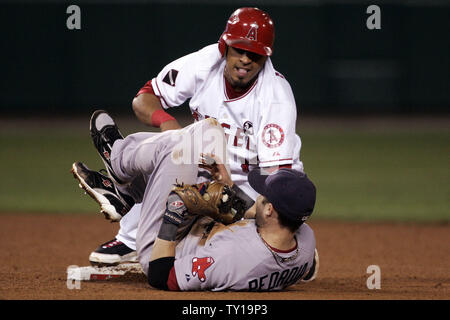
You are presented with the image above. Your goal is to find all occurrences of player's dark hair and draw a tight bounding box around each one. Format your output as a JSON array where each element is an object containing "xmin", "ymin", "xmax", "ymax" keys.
[
  {"xmin": 261, "ymin": 198, "xmax": 303, "ymax": 232},
  {"xmin": 277, "ymin": 211, "xmax": 303, "ymax": 233}
]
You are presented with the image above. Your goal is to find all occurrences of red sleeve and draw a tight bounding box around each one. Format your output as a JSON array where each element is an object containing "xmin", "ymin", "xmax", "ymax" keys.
[
  {"xmin": 167, "ymin": 266, "xmax": 180, "ymax": 291},
  {"xmin": 136, "ymin": 80, "xmax": 156, "ymax": 97}
]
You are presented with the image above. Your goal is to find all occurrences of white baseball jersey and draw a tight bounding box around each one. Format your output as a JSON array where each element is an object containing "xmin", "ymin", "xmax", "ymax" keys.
[
  {"xmin": 151, "ymin": 43, "xmax": 304, "ymax": 200},
  {"xmin": 174, "ymin": 219, "xmax": 316, "ymax": 291}
]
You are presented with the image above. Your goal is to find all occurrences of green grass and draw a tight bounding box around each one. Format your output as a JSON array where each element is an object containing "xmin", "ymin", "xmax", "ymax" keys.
[
  {"xmin": 0, "ymin": 130, "xmax": 104, "ymax": 214},
  {"xmin": 0, "ymin": 117, "xmax": 449, "ymax": 222},
  {"xmin": 300, "ymin": 127, "xmax": 449, "ymax": 222}
]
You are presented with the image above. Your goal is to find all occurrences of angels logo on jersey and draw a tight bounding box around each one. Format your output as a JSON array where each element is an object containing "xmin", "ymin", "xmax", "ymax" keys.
[
  {"xmin": 262, "ymin": 123, "xmax": 285, "ymax": 148},
  {"xmin": 192, "ymin": 256, "xmax": 214, "ymax": 282}
]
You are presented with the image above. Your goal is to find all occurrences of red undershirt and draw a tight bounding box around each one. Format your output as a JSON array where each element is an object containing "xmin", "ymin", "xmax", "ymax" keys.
[{"xmin": 224, "ymin": 76, "xmax": 254, "ymax": 100}]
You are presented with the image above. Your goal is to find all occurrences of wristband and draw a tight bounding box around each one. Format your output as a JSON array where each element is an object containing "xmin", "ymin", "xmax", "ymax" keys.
[
  {"xmin": 158, "ymin": 221, "xmax": 179, "ymax": 242},
  {"xmin": 151, "ymin": 109, "xmax": 176, "ymax": 128},
  {"xmin": 158, "ymin": 193, "xmax": 188, "ymax": 241}
]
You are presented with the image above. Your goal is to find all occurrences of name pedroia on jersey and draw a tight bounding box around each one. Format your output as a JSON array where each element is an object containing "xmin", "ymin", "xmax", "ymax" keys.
[{"xmin": 248, "ymin": 262, "xmax": 309, "ymax": 291}]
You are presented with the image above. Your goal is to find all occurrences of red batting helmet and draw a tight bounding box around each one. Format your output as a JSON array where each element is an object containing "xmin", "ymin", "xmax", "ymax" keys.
[{"xmin": 218, "ymin": 7, "xmax": 275, "ymax": 57}]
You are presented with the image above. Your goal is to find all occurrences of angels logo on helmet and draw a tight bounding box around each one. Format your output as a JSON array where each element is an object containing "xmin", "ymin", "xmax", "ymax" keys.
[{"xmin": 246, "ymin": 23, "xmax": 258, "ymax": 41}]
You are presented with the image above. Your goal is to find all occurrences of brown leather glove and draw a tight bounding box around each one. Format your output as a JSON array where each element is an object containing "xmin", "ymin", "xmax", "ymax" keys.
[{"xmin": 171, "ymin": 181, "xmax": 245, "ymax": 225}]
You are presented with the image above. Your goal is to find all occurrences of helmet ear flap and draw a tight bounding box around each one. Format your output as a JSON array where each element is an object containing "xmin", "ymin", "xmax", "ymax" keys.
[{"xmin": 218, "ymin": 35, "xmax": 227, "ymax": 57}]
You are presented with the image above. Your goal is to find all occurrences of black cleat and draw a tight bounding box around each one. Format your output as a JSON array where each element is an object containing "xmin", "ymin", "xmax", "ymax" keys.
[
  {"xmin": 71, "ymin": 162, "xmax": 134, "ymax": 222},
  {"xmin": 90, "ymin": 110, "xmax": 125, "ymax": 185},
  {"xmin": 89, "ymin": 239, "xmax": 137, "ymax": 266}
]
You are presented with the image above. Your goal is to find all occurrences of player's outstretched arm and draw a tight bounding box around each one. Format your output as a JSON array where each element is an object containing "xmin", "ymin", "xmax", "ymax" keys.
[
  {"xmin": 148, "ymin": 192, "xmax": 187, "ymax": 290},
  {"xmin": 132, "ymin": 93, "xmax": 181, "ymax": 131}
]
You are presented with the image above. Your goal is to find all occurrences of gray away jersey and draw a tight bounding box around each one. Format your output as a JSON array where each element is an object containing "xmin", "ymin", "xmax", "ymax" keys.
[{"xmin": 174, "ymin": 219, "xmax": 316, "ymax": 291}]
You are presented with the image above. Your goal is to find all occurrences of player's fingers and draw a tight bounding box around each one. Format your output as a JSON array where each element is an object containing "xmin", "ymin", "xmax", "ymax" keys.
[
  {"xmin": 209, "ymin": 153, "xmax": 224, "ymax": 164},
  {"xmin": 199, "ymin": 157, "xmax": 210, "ymax": 166},
  {"xmin": 200, "ymin": 153, "xmax": 218, "ymax": 165},
  {"xmin": 198, "ymin": 164, "xmax": 216, "ymax": 173}
]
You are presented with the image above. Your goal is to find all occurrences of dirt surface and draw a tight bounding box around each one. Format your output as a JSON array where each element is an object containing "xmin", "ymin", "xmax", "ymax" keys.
[{"xmin": 0, "ymin": 214, "xmax": 448, "ymax": 300}]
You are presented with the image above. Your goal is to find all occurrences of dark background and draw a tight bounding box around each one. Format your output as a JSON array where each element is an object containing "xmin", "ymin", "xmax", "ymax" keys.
[{"xmin": 0, "ymin": 0, "xmax": 449, "ymax": 116}]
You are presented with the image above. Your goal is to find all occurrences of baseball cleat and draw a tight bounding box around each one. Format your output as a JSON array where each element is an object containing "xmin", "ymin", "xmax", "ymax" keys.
[
  {"xmin": 90, "ymin": 109, "xmax": 125, "ymax": 185},
  {"xmin": 89, "ymin": 239, "xmax": 138, "ymax": 267},
  {"xmin": 301, "ymin": 248, "xmax": 319, "ymax": 282},
  {"xmin": 71, "ymin": 162, "xmax": 134, "ymax": 222}
]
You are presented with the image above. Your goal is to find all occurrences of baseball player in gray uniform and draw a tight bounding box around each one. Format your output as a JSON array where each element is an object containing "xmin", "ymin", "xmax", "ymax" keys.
[{"xmin": 72, "ymin": 113, "xmax": 318, "ymax": 291}]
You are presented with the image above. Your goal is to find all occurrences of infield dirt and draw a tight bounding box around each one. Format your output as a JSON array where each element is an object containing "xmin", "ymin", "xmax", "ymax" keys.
[{"xmin": 0, "ymin": 214, "xmax": 448, "ymax": 300}]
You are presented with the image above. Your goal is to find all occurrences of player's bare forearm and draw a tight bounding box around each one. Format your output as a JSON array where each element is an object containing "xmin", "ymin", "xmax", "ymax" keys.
[
  {"xmin": 149, "ymin": 238, "xmax": 176, "ymax": 262},
  {"xmin": 132, "ymin": 93, "xmax": 182, "ymax": 131},
  {"xmin": 160, "ymin": 119, "xmax": 181, "ymax": 131},
  {"xmin": 148, "ymin": 237, "xmax": 177, "ymax": 290}
]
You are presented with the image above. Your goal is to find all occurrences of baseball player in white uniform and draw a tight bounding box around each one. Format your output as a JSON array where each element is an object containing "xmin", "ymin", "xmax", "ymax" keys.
[
  {"xmin": 84, "ymin": 7, "xmax": 306, "ymax": 269},
  {"xmin": 72, "ymin": 116, "xmax": 318, "ymax": 291}
]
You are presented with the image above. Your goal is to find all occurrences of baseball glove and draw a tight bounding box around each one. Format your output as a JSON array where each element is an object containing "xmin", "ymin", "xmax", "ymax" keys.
[{"xmin": 171, "ymin": 181, "xmax": 245, "ymax": 225}]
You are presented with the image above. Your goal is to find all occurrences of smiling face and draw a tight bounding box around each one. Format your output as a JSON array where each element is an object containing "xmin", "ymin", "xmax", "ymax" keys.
[{"xmin": 223, "ymin": 46, "xmax": 267, "ymax": 92}]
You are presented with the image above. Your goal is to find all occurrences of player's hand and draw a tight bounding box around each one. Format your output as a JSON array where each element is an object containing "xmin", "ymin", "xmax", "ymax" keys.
[{"xmin": 199, "ymin": 153, "xmax": 233, "ymax": 186}]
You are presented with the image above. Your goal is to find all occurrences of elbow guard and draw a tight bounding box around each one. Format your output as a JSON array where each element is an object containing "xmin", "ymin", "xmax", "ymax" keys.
[{"xmin": 148, "ymin": 257, "xmax": 175, "ymax": 290}]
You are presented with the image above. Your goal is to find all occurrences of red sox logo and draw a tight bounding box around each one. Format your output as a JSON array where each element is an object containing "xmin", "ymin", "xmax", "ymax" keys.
[
  {"xmin": 102, "ymin": 178, "xmax": 112, "ymax": 188},
  {"xmin": 170, "ymin": 200, "xmax": 184, "ymax": 209},
  {"xmin": 191, "ymin": 257, "xmax": 214, "ymax": 282}
]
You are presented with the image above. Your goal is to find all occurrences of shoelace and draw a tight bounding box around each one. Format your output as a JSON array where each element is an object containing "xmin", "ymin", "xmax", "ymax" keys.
[{"xmin": 103, "ymin": 240, "xmax": 122, "ymax": 248}]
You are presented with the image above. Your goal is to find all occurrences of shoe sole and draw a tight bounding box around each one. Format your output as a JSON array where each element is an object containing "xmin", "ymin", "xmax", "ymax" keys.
[
  {"xmin": 71, "ymin": 162, "xmax": 122, "ymax": 222},
  {"xmin": 89, "ymin": 251, "xmax": 138, "ymax": 267},
  {"xmin": 89, "ymin": 110, "xmax": 124, "ymax": 186}
]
